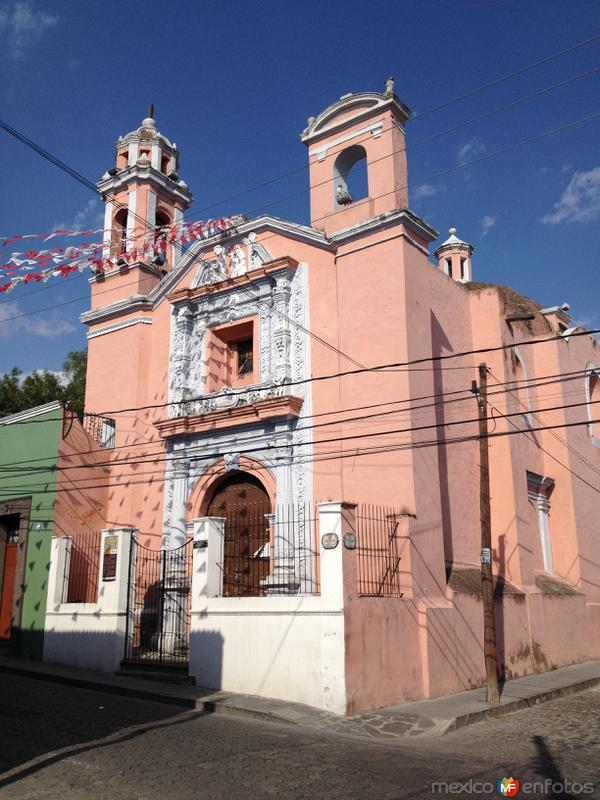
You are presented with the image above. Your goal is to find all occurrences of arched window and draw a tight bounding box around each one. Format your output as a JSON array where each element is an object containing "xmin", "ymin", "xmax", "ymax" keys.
[
  {"xmin": 112, "ymin": 208, "xmax": 128, "ymax": 259},
  {"xmin": 585, "ymin": 363, "xmax": 600, "ymax": 445},
  {"xmin": 512, "ymin": 348, "xmax": 532, "ymax": 426},
  {"xmin": 333, "ymin": 144, "xmax": 368, "ymax": 207},
  {"xmin": 154, "ymin": 210, "xmax": 170, "ymax": 268}
]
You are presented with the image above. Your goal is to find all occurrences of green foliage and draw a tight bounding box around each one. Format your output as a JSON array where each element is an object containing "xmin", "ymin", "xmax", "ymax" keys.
[{"xmin": 0, "ymin": 350, "xmax": 87, "ymax": 418}]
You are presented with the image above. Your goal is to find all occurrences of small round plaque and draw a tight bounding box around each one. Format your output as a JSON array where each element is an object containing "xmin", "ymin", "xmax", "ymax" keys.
[
  {"xmin": 343, "ymin": 532, "xmax": 357, "ymax": 550},
  {"xmin": 321, "ymin": 532, "xmax": 339, "ymax": 550}
]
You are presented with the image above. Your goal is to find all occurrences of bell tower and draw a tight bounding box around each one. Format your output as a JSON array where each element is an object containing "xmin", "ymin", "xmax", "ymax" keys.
[
  {"xmin": 301, "ymin": 77, "xmax": 410, "ymax": 236},
  {"xmin": 95, "ymin": 107, "xmax": 193, "ymax": 301}
]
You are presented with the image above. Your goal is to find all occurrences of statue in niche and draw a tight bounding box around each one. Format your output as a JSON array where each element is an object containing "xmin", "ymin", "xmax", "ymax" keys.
[{"xmin": 230, "ymin": 244, "xmax": 247, "ymax": 278}]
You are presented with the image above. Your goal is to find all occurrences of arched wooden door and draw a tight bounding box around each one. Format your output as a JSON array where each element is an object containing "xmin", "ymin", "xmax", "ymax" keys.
[{"xmin": 206, "ymin": 473, "xmax": 272, "ymax": 597}]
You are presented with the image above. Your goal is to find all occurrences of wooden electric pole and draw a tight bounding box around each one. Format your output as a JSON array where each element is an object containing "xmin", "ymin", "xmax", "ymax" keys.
[{"xmin": 472, "ymin": 363, "xmax": 500, "ymax": 706}]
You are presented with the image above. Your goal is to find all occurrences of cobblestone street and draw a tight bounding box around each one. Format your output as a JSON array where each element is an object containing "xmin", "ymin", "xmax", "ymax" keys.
[{"xmin": 1, "ymin": 675, "xmax": 599, "ymax": 799}]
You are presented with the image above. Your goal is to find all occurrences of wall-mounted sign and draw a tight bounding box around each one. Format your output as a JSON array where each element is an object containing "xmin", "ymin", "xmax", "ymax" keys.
[
  {"xmin": 102, "ymin": 534, "xmax": 118, "ymax": 580},
  {"xmin": 321, "ymin": 532, "xmax": 339, "ymax": 550},
  {"xmin": 343, "ymin": 533, "xmax": 357, "ymax": 550},
  {"xmin": 480, "ymin": 547, "xmax": 492, "ymax": 565},
  {"xmin": 193, "ymin": 539, "xmax": 208, "ymax": 550}
]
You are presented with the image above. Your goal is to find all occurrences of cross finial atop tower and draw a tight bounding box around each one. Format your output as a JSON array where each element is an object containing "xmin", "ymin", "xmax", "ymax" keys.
[{"xmin": 147, "ymin": 103, "xmax": 154, "ymax": 120}]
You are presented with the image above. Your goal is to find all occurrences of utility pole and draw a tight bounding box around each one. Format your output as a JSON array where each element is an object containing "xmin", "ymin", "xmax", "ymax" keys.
[{"xmin": 471, "ymin": 363, "xmax": 500, "ymax": 706}]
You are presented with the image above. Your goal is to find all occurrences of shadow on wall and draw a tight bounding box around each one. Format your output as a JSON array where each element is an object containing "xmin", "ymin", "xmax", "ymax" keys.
[
  {"xmin": 188, "ymin": 629, "xmax": 224, "ymax": 691},
  {"xmin": 430, "ymin": 311, "xmax": 455, "ymax": 578},
  {"xmin": 42, "ymin": 627, "xmax": 224, "ymax": 690}
]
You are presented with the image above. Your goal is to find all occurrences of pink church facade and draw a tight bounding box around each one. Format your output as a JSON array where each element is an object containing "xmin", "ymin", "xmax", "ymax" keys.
[{"xmin": 46, "ymin": 82, "xmax": 600, "ymax": 714}]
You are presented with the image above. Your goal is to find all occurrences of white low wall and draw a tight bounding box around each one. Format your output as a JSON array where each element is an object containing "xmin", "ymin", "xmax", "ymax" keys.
[
  {"xmin": 189, "ymin": 502, "xmax": 349, "ymax": 714},
  {"xmin": 190, "ymin": 597, "xmax": 345, "ymax": 712},
  {"xmin": 43, "ymin": 529, "xmax": 135, "ymax": 673}
]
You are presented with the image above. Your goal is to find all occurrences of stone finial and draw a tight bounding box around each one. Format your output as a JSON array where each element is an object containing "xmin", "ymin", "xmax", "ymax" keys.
[
  {"xmin": 385, "ymin": 76, "xmax": 395, "ymax": 96},
  {"xmin": 449, "ymin": 227, "xmax": 457, "ymax": 236},
  {"xmin": 147, "ymin": 103, "xmax": 154, "ymax": 120}
]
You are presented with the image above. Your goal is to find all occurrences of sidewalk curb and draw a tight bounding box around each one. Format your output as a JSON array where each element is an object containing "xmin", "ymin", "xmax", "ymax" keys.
[
  {"xmin": 2, "ymin": 660, "xmax": 600, "ymax": 740},
  {"xmin": 440, "ymin": 675, "xmax": 600, "ymax": 734},
  {"xmin": 0, "ymin": 662, "xmax": 299, "ymax": 728}
]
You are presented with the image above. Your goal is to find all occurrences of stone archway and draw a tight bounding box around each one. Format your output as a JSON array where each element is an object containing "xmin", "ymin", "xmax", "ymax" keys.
[{"xmin": 206, "ymin": 472, "xmax": 272, "ymax": 597}]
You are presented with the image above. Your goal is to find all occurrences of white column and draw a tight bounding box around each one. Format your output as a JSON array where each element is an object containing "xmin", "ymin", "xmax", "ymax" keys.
[
  {"xmin": 173, "ymin": 207, "xmax": 184, "ymax": 267},
  {"xmin": 317, "ymin": 501, "xmax": 346, "ymax": 605},
  {"xmin": 46, "ymin": 536, "xmax": 71, "ymax": 607},
  {"xmin": 317, "ymin": 501, "xmax": 347, "ymax": 713},
  {"xmin": 169, "ymin": 459, "xmax": 190, "ymax": 550},
  {"xmin": 126, "ymin": 190, "xmax": 137, "ymax": 251},
  {"xmin": 191, "ymin": 517, "xmax": 225, "ymax": 602},
  {"xmin": 127, "ymin": 141, "xmax": 138, "ymax": 166},
  {"xmin": 98, "ymin": 528, "xmax": 136, "ymax": 614},
  {"xmin": 102, "ymin": 200, "xmax": 114, "ymax": 260}
]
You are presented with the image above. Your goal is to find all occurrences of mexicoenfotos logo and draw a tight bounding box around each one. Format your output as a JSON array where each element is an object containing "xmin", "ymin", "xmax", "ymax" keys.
[{"xmin": 497, "ymin": 777, "xmax": 520, "ymax": 797}]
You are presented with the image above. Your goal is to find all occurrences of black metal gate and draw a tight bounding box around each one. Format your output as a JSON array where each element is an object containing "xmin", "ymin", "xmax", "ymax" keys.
[{"xmin": 124, "ymin": 538, "xmax": 193, "ymax": 665}]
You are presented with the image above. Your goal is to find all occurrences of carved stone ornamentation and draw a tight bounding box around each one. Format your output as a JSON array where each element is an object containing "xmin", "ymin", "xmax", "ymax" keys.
[{"xmin": 223, "ymin": 452, "xmax": 241, "ymax": 472}]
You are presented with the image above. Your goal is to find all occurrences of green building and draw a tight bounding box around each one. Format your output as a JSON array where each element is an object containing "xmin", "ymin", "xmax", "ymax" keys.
[{"xmin": 0, "ymin": 402, "xmax": 64, "ymax": 659}]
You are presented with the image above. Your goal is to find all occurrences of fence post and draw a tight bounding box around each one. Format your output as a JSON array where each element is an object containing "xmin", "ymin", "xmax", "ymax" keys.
[
  {"xmin": 46, "ymin": 536, "xmax": 71, "ymax": 607},
  {"xmin": 191, "ymin": 517, "xmax": 225, "ymax": 602},
  {"xmin": 318, "ymin": 502, "xmax": 353, "ymax": 605}
]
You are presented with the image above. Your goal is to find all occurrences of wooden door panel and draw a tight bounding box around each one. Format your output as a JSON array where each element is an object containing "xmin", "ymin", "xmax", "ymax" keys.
[
  {"xmin": 207, "ymin": 474, "xmax": 271, "ymax": 596},
  {"xmin": 0, "ymin": 543, "xmax": 17, "ymax": 639}
]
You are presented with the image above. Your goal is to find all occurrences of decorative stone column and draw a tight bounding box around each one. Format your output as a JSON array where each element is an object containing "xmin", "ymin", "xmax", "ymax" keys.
[
  {"xmin": 169, "ymin": 305, "xmax": 194, "ymax": 409},
  {"xmin": 168, "ymin": 458, "xmax": 190, "ymax": 550},
  {"xmin": 272, "ymin": 276, "xmax": 292, "ymax": 383}
]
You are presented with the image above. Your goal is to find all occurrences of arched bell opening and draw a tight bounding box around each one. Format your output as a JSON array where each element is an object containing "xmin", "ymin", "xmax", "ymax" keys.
[
  {"xmin": 332, "ymin": 144, "xmax": 368, "ymax": 208},
  {"xmin": 112, "ymin": 207, "xmax": 128, "ymax": 260},
  {"xmin": 154, "ymin": 209, "xmax": 171, "ymax": 269}
]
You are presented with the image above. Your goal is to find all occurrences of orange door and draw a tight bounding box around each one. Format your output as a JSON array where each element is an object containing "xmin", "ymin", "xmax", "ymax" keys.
[{"xmin": 0, "ymin": 543, "xmax": 17, "ymax": 639}]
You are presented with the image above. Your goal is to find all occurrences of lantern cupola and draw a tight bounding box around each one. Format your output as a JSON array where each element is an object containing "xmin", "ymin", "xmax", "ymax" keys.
[
  {"xmin": 97, "ymin": 106, "xmax": 193, "ymax": 278},
  {"xmin": 434, "ymin": 227, "xmax": 473, "ymax": 283}
]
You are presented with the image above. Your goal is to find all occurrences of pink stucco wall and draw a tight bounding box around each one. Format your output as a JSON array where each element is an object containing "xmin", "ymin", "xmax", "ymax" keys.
[{"xmin": 79, "ymin": 86, "xmax": 600, "ymax": 712}]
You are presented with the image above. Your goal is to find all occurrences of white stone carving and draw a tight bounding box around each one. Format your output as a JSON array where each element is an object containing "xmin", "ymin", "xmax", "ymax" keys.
[
  {"xmin": 191, "ymin": 231, "xmax": 269, "ymax": 287},
  {"xmin": 223, "ymin": 452, "xmax": 241, "ymax": 471}
]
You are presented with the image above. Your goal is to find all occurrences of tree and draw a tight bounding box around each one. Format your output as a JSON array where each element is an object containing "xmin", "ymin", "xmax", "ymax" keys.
[
  {"xmin": 62, "ymin": 350, "xmax": 87, "ymax": 417},
  {"xmin": 0, "ymin": 350, "xmax": 87, "ymax": 418},
  {"xmin": 0, "ymin": 368, "xmax": 23, "ymax": 417}
]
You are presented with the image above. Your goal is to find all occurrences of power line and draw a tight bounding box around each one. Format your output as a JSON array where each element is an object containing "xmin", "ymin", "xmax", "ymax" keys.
[
  {"xmin": 2, "ymin": 410, "xmax": 599, "ymax": 498},
  {"xmin": 180, "ymin": 34, "xmax": 600, "ymax": 218},
  {"xmin": 182, "ymin": 63, "xmax": 600, "ymax": 221},
  {"xmin": 1, "ymin": 369, "xmax": 591, "ymax": 476},
  {"xmin": 3, "ymin": 66, "xmax": 600, "ymax": 316},
  {"xmin": 2, "ymin": 395, "xmax": 599, "ymax": 488}
]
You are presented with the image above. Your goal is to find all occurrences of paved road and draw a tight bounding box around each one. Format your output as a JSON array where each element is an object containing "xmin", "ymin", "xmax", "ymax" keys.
[{"xmin": 0, "ymin": 674, "xmax": 599, "ymax": 799}]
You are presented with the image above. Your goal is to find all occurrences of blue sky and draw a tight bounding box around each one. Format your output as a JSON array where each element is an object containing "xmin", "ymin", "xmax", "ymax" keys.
[{"xmin": 0, "ymin": 0, "xmax": 599, "ymax": 376}]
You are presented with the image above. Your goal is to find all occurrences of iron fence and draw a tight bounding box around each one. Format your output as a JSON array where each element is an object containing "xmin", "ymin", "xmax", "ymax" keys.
[
  {"xmin": 218, "ymin": 503, "xmax": 320, "ymax": 597},
  {"xmin": 63, "ymin": 532, "xmax": 102, "ymax": 603},
  {"xmin": 355, "ymin": 504, "xmax": 404, "ymax": 597},
  {"xmin": 124, "ymin": 537, "xmax": 193, "ymax": 665}
]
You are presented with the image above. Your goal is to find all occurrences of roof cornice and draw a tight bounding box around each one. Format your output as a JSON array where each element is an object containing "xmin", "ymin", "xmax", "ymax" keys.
[
  {"xmin": 0, "ymin": 400, "xmax": 62, "ymax": 426},
  {"xmin": 97, "ymin": 165, "xmax": 192, "ymax": 203}
]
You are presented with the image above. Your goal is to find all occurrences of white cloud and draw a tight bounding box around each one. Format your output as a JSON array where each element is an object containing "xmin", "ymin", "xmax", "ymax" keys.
[
  {"xmin": 0, "ymin": 300, "xmax": 75, "ymax": 337},
  {"xmin": 480, "ymin": 215, "xmax": 496, "ymax": 239},
  {"xmin": 0, "ymin": 1, "xmax": 59, "ymax": 59},
  {"xmin": 54, "ymin": 199, "xmax": 103, "ymax": 233},
  {"xmin": 412, "ymin": 182, "xmax": 447, "ymax": 202},
  {"xmin": 20, "ymin": 369, "xmax": 67, "ymax": 385},
  {"xmin": 541, "ymin": 167, "xmax": 600, "ymax": 225},
  {"xmin": 457, "ymin": 137, "xmax": 486, "ymax": 164}
]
